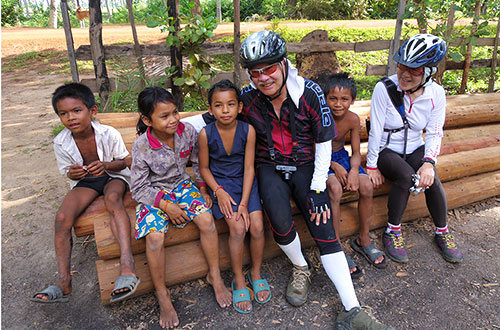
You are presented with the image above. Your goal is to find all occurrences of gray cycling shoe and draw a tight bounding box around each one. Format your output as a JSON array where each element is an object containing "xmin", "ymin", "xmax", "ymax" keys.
[{"xmin": 335, "ymin": 306, "xmax": 394, "ymax": 330}]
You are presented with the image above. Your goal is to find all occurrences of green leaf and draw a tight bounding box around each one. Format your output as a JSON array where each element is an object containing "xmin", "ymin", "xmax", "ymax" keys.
[
  {"xmin": 174, "ymin": 78, "xmax": 185, "ymax": 86},
  {"xmin": 146, "ymin": 21, "xmax": 160, "ymax": 28},
  {"xmin": 201, "ymin": 81, "xmax": 211, "ymax": 89}
]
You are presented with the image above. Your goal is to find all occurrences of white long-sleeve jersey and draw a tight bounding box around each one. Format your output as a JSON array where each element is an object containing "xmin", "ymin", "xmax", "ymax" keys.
[{"xmin": 366, "ymin": 74, "xmax": 446, "ymax": 169}]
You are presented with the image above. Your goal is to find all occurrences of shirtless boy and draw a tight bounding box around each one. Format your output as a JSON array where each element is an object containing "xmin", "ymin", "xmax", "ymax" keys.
[{"xmin": 318, "ymin": 73, "xmax": 387, "ymax": 278}]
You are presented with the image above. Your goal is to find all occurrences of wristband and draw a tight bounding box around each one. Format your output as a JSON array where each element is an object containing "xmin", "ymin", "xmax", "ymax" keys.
[
  {"xmin": 422, "ymin": 158, "xmax": 436, "ymax": 166},
  {"xmin": 239, "ymin": 204, "xmax": 247, "ymax": 209},
  {"xmin": 198, "ymin": 181, "xmax": 207, "ymax": 188},
  {"xmin": 214, "ymin": 186, "xmax": 224, "ymax": 198}
]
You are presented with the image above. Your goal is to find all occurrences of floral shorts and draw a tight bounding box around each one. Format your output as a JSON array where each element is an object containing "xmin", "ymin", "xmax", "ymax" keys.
[{"xmin": 135, "ymin": 179, "xmax": 211, "ymax": 240}]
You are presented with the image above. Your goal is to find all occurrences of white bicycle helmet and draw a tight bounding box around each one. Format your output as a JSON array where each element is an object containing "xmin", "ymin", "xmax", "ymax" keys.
[{"xmin": 394, "ymin": 34, "xmax": 447, "ymax": 89}]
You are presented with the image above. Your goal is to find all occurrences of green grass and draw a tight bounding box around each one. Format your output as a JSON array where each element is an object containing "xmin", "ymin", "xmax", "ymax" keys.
[{"xmin": 52, "ymin": 124, "xmax": 65, "ymax": 137}]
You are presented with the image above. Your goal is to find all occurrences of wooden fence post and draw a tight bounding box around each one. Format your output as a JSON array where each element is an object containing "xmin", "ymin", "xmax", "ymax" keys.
[
  {"xmin": 89, "ymin": 0, "xmax": 111, "ymax": 110},
  {"xmin": 60, "ymin": 0, "xmax": 79, "ymax": 83},
  {"xmin": 126, "ymin": 0, "xmax": 145, "ymax": 90},
  {"xmin": 387, "ymin": 0, "xmax": 406, "ymax": 76},
  {"xmin": 488, "ymin": 18, "xmax": 500, "ymax": 92},
  {"xmin": 233, "ymin": 0, "xmax": 241, "ymax": 88},
  {"xmin": 436, "ymin": 4, "xmax": 456, "ymax": 85}
]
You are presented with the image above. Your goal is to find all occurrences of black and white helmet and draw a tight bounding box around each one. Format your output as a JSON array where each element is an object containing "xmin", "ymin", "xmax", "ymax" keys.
[{"xmin": 239, "ymin": 30, "xmax": 287, "ymax": 68}]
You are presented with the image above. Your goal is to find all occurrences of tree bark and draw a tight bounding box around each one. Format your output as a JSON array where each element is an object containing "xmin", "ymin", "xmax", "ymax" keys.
[
  {"xmin": 488, "ymin": 16, "xmax": 500, "ymax": 92},
  {"xmin": 167, "ymin": 0, "xmax": 183, "ymax": 110},
  {"xmin": 126, "ymin": 0, "xmax": 145, "ymax": 89},
  {"xmin": 415, "ymin": 0, "xmax": 427, "ymax": 33},
  {"xmin": 190, "ymin": 0, "xmax": 202, "ymax": 17},
  {"xmin": 387, "ymin": 0, "xmax": 406, "ymax": 75},
  {"xmin": 48, "ymin": 0, "xmax": 59, "ymax": 28},
  {"xmin": 216, "ymin": 0, "xmax": 222, "ymax": 22},
  {"xmin": 89, "ymin": 0, "xmax": 111, "ymax": 109},
  {"xmin": 233, "ymin": 0, "xmax": 241, "ymax": 88},
  {"xmin": 104, "ymin": 0, "xmax": 112, "ymax": 21},
  {"xmin": 60, "ymin": 0, "xmax": 79, "ymax": 82},
  {"xmin": 459, "ymin": 0, "xmax": 482, "ymax": 94},
  {"xmin": 436, "ymin": 4, "xmax": 455, "ymax": 84}
]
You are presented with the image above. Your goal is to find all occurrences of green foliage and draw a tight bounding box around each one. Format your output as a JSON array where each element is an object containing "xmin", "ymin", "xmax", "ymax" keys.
[
  {"xmin": 147, "ymin": 1, "xmax": 218, "ymax": 110},
  {"xmin": 201, "ymin": 0, "xmax": 234, "ymax": 21},
  {"xmin": 104, "ymin": 57, "xmax": 157, "ymax": 112},
  {"xmin": 52, "ymin": 123, "xmax": 66, "ymax": 137},
  {"xmin": 365, "ymin": 0, "xmax": 399, "ymax": 19},
  {"xmin": 1, "ymin": 0, "xmax": 24, "ymax": 26}
]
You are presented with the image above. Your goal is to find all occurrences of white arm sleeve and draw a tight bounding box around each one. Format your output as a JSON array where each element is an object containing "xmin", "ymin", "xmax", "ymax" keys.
[
  {"xmin": 310, "ymin": 141, "xmax": 332, "ymax": 191},
  {"xmin": 181, "ymin": 114, "xmax": 208, "ymax": 134}
]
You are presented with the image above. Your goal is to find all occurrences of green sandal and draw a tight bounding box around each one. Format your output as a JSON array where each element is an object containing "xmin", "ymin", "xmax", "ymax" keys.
[
  {"xmin": 231, "ymin": 281, "xmax": 252, "ymax": 314},
  {"xmin": 248, "ymin": 273, "xmax": 271, "ymax": 304}
]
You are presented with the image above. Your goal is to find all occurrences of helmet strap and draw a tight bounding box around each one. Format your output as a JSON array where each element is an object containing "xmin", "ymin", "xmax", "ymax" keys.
[{"xmin": 267, "ymin": 59, "xmax": 288, "ymax": 101}]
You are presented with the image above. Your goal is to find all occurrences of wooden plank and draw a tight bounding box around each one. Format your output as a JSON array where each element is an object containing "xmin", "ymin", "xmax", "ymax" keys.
[{"xmin": 95, "ymin": 170, "xmax": 500, "ymax": 305}]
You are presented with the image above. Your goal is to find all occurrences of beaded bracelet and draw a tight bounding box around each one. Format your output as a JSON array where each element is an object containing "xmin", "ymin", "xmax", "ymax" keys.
[{"xmin": 214, "ymin": 186, "xmax": 224, "ymax": 198}]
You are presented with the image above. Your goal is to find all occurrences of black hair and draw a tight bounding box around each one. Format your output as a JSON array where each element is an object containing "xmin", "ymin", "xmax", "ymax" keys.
[
  {"xmin": 51, "ymin": 83, "xmax": 96, "ymax": 114},
  {"xmin": 136, "ymin": 86, "xmax": 177, "ymax": 135},
  {"xmin": 316, "ymin": 72, "xmax": 357, "ymax": 100},
  {"xmin": 207, "ymin": 79, "xmax": 241, "ymax": 106}
]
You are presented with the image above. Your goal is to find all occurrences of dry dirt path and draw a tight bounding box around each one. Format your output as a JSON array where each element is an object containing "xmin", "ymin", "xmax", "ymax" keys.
[{"xmin": 1, "ymin": 19, "xmax": 475, "ymax": 58}]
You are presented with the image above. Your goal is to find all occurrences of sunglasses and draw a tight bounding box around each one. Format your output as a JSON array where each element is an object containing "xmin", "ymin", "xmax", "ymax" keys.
[
  {"xmin": 397, "ymin": 63, "xmax": 424, "ymax": 76},
  {"xmin": 248, "ymin": 63, "xmax": 280, "ymax": 79}
]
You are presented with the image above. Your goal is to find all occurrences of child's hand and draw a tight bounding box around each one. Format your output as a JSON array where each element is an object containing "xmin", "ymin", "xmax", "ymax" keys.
[
  {"xmin": 217, "ymin": 189, "xmax": 236, "ymax": 219},
  {"xmin": 67, "ymin": 164, "xmax": 88, "ymax": 180},
  {"xmin": 86, "ymin": 160, "xmax": 105, "ymax": 176},
  {"xmin": 164, "ymin": 202, "xmax": 190, "ymax": 226},
  {"xmin": 201, "ymin": 192, "xmax": 213, "ymax": 208},
  {"xmin": 332, "ymin": 163, "xmax": 348, "ymax": 188},
  {"xmin": 345, "ymin": 170, "xmax": 360, "ymax": 191},
  {"xmin": 236, "ymin": 205, "xmax": 250, "ymax": 232}
]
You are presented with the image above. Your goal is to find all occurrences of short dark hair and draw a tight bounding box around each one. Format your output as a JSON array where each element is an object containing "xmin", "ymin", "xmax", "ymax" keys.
[
  {"xmin": 316, "ymin": 72, "xmax": 357, "ymax": 100},
  {"xmin": 136, "ymin": 86, "xmax": 177, "ymax": 135},
  {"xmin": 52, "ymin": 83, "xmax": 96, "ymax": 114},
  {"xmin": 208, "ymin": 79, "xmax": 241, "ymax": 106}
]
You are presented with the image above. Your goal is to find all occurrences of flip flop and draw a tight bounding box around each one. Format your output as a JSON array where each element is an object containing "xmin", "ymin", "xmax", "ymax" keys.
[
  {"xmin": 110, "ymin": 275, "xmax": 141, "ymax": 303},
  {"xmin": 345, "ymin": 253, "xmax": 363, "ymax": 279},
  {"xmin": 351, "ymin": 238, "xmax": 388, "ymax": 269},
  {"xmin": 231, "ymin": 281, "xmax": 252, "ymax": 314},
  {"xmin": 248, "ymin": 273, "xmax": 271, "ymax": 304},
  {"xmin": 30, "ymin": 285, "xmax": 69, "ymax": 303}
]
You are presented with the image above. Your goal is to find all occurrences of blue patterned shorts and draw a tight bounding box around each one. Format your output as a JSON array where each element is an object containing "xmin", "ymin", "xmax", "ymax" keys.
[
  {"xmin": 135, "ymin": 179, "xmax": 211, "ymax": 240},
  {"xmin": 327, "ymin": 148, "xmax": 367, "ymax": 176}
]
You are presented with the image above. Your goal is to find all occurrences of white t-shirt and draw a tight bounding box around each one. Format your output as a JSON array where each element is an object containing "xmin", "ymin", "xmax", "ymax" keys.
[
  {"xmin": 53, "ymin": 121, "xmax": 131, "ymax": 188},
  {"xmin": 366, "ymin": 74, "xmax": 446, "ymax": 169}
]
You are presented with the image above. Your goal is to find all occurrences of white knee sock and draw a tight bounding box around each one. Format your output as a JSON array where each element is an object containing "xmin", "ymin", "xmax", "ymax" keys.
[
  {"xmin": 321, "ymin": 252, "xmax": 360, "ymax": 311},
  {"xmin": 277, "ymin": 234, "xmax": 308, "ymax": 268}
]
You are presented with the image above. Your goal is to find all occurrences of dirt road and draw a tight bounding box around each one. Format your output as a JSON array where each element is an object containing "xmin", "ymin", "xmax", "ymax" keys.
[{"xmin": 1, "ymin": 19, "xmax": 476, "ymax": 58}]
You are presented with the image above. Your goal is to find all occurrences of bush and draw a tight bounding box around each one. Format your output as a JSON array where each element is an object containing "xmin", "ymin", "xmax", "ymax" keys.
[{"xmin": 1, "ymin": 0, "xmax": 24, "ymax": 26}]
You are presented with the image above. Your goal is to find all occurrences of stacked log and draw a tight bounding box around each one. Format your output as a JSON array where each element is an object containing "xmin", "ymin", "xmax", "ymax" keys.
[{"xmin": 74, "ymin": 93, "xmax": 500, "ymax": 305}]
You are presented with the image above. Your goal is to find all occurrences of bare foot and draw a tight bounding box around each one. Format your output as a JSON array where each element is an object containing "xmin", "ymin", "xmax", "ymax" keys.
[
  {"xmin": 349, "ymin": 265, "xmax": 359, "ymax": 274},
  {"xmin": 206, "ymin": 273, "xmax": 232, "ymax": 308},
  {"xmin": 249, "ymin": 270, "xmax": 270, "ymax": 303},
  {"xmin": 157, "ymin": 290, "xmax": 179, "ymax": 329},
  {"xmin": 34, "ymin": 279, "xmax": 71, "ymax": 301}
]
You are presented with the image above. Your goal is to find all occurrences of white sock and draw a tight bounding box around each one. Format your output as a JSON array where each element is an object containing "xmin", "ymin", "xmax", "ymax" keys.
[
  {"xmin": 321, "ymin": 252, "xmax": 360, "ymax": 311},
  {"xmin": 436, "ymin": 225, "xmax": 449, "ymax": 235},
  {"xmin": 386, "ymin": 222, "xmax": 401, "ymax": 234},
  {"xmin": 277, "ymin": 234, "xmax": 308, "ymax": 268}
]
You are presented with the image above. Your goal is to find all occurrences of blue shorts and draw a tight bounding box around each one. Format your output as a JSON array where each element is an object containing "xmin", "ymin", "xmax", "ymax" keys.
[
  {"xmin": 327, "ymin": 148, "xmax": 367, "ymax": 176},
  {"xmin": 135, "ymin": 179, "xmax": 211, "ymax": 240}
]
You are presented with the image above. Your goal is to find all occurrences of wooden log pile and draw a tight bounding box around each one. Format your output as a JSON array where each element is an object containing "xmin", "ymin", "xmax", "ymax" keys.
[{"xmin": 73, "ymin": 93, "xmax": 500, "ymax": 305}]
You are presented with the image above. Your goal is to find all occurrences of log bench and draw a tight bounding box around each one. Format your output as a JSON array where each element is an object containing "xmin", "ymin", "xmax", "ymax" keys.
[{"xmin": 74, "ymin": 93, "xmax": 500, "ymax": 304}]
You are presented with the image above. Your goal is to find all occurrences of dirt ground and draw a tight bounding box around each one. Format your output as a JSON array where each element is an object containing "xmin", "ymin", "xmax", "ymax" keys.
[{"xmin": 2, "ymin": 22, "xmax": 500, "ymax": 330}]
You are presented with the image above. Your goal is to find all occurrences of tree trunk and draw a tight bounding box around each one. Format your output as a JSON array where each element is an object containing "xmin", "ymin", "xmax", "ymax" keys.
[
  {"xmin": 459, "ymin": 0, "xmax": 482, "ymax": 94},
  {"xmin": 233, "ymin": 0, "xmax": 241, "ymax": 88},
  {"xmin": 190, "ymin": 0, "xmax": 202, "ymax": 17},
  {"xmin": 387, "ymin": 0, "xmax": 406, "ymax": 76},
  {"xmin": 436, "ymin": 4, "xmax": 455, "ymax": 84},
  {"xmin": 104, "ymin": 0, "xmax": 112, "ymax": 21},
  {"xmin": 60, "ymin": 0, "xmax": 79, "ymax": 82},
  {"xmin": 48, "ymin": 0, "xmax": 59, "ymax": 28},
  {"xmin": 216, "ymin": 0, "xmax": 222, "ymax": 22},
  {"xmin": 415, "ymin": 0, "xmax": 427, "ymax": 33},
  {"xmin": 126, "ymin": 0, "xmax": 145, "ymax": 89},
  {"xmin": 167, "ymin": 0, "xmax": 183, "ymax": 110},
  {"xmin": 488, "ymin": 16, "xmax": 500, "ymax": 92},
  {"xmin": 89, "ymin": 0, "xmax": 111, "ymax": 109}
]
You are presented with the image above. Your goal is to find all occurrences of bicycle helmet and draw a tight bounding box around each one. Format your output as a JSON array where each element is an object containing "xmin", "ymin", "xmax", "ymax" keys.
[
  {"xmin": 240, "ymin": 30, "xmax": 287, "ymax": 68},
  {"xmin": 393, "ymin": 34, "xmax": 447, "ymax": 91},
  {"xmin": 393, "ymin": 34, "xmax": 446, "ymax": 68}
]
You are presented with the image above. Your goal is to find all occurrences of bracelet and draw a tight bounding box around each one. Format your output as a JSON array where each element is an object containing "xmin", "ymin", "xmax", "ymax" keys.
[
  {"xmin": 214, "ymin": 186, "xmax": 224, "ymax": 198},
  {"xmin": 421, "ymin": 158, "xmax": 436, "ymax": 166},
  {"xmin": 239, "ymin": 203, "xmax": 247, "ymax": 209}
]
